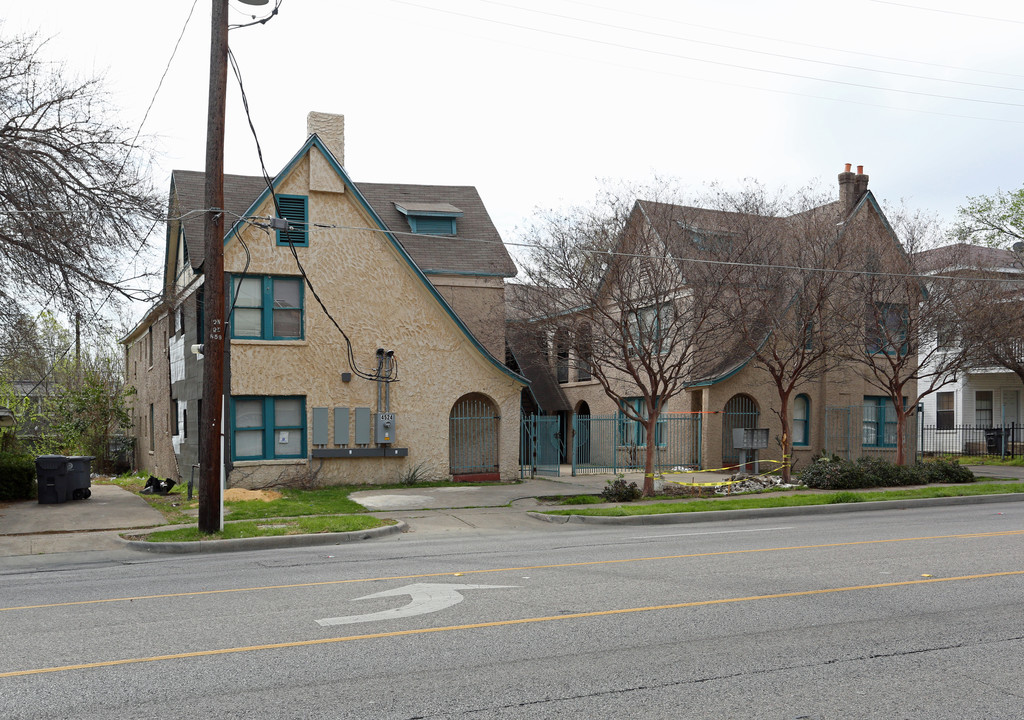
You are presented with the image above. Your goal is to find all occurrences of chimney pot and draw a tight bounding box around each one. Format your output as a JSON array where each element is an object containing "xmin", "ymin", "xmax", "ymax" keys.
[
  {"xmin": 844, "ymin": 163, "xmax": 852, "ymax": 172},
  {"xmin": 857, "ymin": 165, "xmax": 864, "ymax": 174}
]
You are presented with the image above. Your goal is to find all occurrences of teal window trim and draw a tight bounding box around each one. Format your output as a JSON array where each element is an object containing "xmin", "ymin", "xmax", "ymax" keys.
[
  {"xmin": 407, "ymin": 215, "xmax": 457, "ymax": 235},
  {"xmin": 275, "ymin": 195, "xmax": 309, "ymax": 247},
  {"xmin": 793, "ymin": 394, "xmax": 810, "ymax": 446},
  {"xmin": 862, "ymin": 395, "xmax": 904, "ymax": 448},
  {"xmin": 228, "ymin": 274, "xmax": 304, "ymax": 341},
  {"xmin": 230, "ymin": 396, "xmax": 307, "ymax": 461},
  {"xmin": 395, "ymin": 204, "xmax": 463, "ymax": 236}
]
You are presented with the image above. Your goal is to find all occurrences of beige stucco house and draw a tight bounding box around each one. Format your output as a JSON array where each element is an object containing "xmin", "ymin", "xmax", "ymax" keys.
[
  {"xmin": 510, "ymin": 166, "xmax": 919, "ymax": 476},
  {"xmin": 124, "ymin": 113, "xmax": 525, "ymax": 487}
]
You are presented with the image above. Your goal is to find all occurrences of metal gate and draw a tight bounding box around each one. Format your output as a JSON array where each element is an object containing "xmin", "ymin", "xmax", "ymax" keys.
[
  {"xmin": 571, "ymin": 413, "xmax": 702, "ymax": 475},
  {"xmin": 519, "ymin": 414, "xmax": 561, "ymax": 478},
  {"xmin": 721, "ymin": 394, "xmax": 760, "ymax": 467},
  {"xmin": 449, "ymin": 395, "xmax": 500, "ymax": 478}
]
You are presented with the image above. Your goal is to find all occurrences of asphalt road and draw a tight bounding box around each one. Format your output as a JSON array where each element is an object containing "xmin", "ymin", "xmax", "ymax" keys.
[{"xmin": 2, "ymin": 503, "xmax": 1022, "ymax": 719}]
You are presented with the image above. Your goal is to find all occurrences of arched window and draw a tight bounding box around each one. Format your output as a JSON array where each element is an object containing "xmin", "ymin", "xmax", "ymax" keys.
[{"xmin": 794, "ymin": 394, "xmax": 810, "ymax": 447}]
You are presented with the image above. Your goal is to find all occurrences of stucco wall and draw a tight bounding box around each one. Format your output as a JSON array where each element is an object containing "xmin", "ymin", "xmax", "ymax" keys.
[{"xmin": 221, "ymin": 150, "xmax": 523, "ymax": 487}]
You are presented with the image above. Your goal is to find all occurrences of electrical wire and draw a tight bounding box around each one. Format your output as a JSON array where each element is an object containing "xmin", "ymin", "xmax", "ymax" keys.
[
  {"xmin": 233, "ymin": 214, "xmax": 1024, "ymax": 286},
  {"xmin": 473, "ymin": 0, "xmax": 1024, "ymax": 94},
  {"xmin": 115, "ymin": 0, "xmax": 201, "ymax": 181},
  {"xmin": 866, "ymin": 0, "xmax": 1024, "ymax": 25},
  {"xmin": 557, "ymin": 0, "xmax": 1024, "ymax": 81},
  {"xmin": 225, "ymin": 46, "xmax": 397, "ymax": 383},
  {"xmin": 229, "ymin": 0, "xmax": 283, "ymax": 29},
  {"xmin": 392, "ymin": 0, "xmax": 1024, "ymax": 110}
]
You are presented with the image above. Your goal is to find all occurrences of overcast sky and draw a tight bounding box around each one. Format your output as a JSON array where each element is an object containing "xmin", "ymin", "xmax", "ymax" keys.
[{"xmin": 6, "ymin": 0, "xmax": 1023, "ymax": 314}]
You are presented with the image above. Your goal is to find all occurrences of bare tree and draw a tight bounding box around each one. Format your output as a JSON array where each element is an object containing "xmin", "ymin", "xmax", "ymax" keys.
[
  {"xmin": 847, "ymin": 207, "xmax": 973, "ymax": 465},
  {"xmin": 0, "ymin": 31, "xmax": 162, "ymax": 319},
  {"xmin": 512, "ymin": 183, "xmax": 727, "ymax": 496},
  {"xmin": 703, "ymin": 184, "xmax": 860, "ymax": 480}
]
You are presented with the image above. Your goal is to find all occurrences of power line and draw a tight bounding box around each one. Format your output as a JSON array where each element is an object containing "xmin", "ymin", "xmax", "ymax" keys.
[
  {"xmin": 474, "ymin": 0, "xmax": 1024, "ymax": 94},
  {"xmin": 232, "ymin": 213, "xmax": 1024, "ymax": 286},
  {"xmin": 393, "ymin": 0, "xmax": 1024, "ymax": 109},
  {"xmin": 867, "ymin": 0, "xmax": 1024, "ymax": 25},
  {"xmin": 557, "ymin": 0, "xmax": 1024, "ymax": 80}
]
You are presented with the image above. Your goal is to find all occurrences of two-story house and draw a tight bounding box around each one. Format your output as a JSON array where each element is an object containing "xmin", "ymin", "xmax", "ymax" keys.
[
  {"xmin": 916, "ymin": 243, "xmax": 1023, "ymax": 456},
  {"xmin": 510, "ymin": 165, "xmax": 920, "ymax": 476},
  {"xmin": 123, "ymin": 113, "xmax": 525, "ymax": 487}
]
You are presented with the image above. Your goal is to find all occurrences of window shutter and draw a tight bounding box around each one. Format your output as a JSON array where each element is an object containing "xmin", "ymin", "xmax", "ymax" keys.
[{"xmin": 276, "ymin": 196, "xmax": 308, "ymax": 246}]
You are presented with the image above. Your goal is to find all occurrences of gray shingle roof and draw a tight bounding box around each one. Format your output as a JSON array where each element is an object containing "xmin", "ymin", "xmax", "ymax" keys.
[
  {"xmin": 171, "ymin": 170, "xmax": 270, "ymax": 272},
  {"xmin": 357, "ymin": 183, "xmax": 516, "ymax": 277},
  {"xmin": 170, "ymin": 171, "xmax": 516, "ymax": 278}
]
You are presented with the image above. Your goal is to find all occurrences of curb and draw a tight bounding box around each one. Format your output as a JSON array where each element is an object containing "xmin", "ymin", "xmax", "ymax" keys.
[
  {"xmin": 527, "ymin": 493, "xmax": 1024, "ymax": 526},
  {"xmin": 119, "ymin": 520, "xmax": 406, "ymax": 554}
]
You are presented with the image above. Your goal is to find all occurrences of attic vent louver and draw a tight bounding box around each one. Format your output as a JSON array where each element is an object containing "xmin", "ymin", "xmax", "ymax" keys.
[
  {"xmin": 394, "ymin": 202, "xmax": 464, "ymax": 236},
  {"xmin": 276, "ymin": 195, "xmax": 308, "ymax": 246}
]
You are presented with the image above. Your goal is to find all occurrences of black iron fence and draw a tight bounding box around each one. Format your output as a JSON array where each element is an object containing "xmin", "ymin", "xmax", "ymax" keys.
[{"xmin": 920, "ymin": 423, "xmax": 1020, "ymax": 459}]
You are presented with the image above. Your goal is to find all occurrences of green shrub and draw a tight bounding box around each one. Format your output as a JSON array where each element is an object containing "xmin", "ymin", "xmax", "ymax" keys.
[
  {"xmin": 917, "ymin": 458, "xmax": 975, "ymax": 484},
  {"xmin": 855, "ymin": 456, "xmax": 923, "ymax": 487},
  {"xmin": 0, "ymin": 452, "xmax": 36, "ymax": 501},
  {"xmin": 799, "ymin": 456, "xmax": 872, "ymax": 490},
  {"xmin": 601, "ymin": 477, "xmax": 643, "ymax": 502}
]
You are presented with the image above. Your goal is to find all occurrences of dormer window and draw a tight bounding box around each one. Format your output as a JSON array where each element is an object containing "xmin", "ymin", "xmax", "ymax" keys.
[{"xmin": 394, "ymin": 202, "xmax": 464, "ymax": 236}]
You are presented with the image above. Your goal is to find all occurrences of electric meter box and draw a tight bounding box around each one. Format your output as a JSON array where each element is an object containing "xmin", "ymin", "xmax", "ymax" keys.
[
  {"xmin": 375, "ymin": 412, "xmax": 396, "ymax": 445},
  {"xmin": 732, "ymin": 427, "xmax": 769, "ymax": 450}
]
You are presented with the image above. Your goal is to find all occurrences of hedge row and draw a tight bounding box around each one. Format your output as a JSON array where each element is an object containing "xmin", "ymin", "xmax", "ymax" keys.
[
  {"xmin": 0, "ymin": 453, "xmax": 36, "ymax": 501},
  {"xmin": 799, "ymin": 456, "xmax": 974, "ymax": 490}
]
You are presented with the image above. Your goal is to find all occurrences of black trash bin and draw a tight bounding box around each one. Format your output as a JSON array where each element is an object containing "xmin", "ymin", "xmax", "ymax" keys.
[
  {"xmin": 36, "ymin": 455, "xmax": 72, "ymax": 504},
  {"xmin": 67, "ymin": 456, "xmax": 94, "ymax": 500},
  {"xmin": 985, "ymin": 428, "xmax": 1005, "ymax": 455}
]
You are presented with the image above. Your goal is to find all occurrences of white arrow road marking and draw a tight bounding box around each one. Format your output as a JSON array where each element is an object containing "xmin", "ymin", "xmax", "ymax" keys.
[{"xmin": 316, "ymin": 583, "xmax": 517, "ymax": 627}]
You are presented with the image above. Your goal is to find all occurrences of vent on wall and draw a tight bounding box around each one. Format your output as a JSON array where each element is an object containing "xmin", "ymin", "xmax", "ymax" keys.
[
  {"xmin": 394, "ymin": 202, "xmax": 463, "ymax": 236},
  {"xmin": 276, "ymin": 195, "xmax": 309, "ymax": 246}
]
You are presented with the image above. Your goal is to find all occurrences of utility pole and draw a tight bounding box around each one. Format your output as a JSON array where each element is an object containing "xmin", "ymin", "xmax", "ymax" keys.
[
  {"xmin": 198, "ymin": 0, "xmax": 269, "ymax": 533},
  {"xmin": 198, "ymin": 0, "xmax": 229, "ymax": 533}
]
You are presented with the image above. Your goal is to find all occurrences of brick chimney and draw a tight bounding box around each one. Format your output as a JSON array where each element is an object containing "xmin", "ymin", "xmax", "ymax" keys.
[
  {"xmin": 838, "ymin": 163, "xmax": 868, "ymax": 215},
  {"xmin": 854, "ymin": 164, "xmax": 869, "ymax": 202},
  {"xmin": 306, "ymin": 111, "xmax": 344, "ymax": 166},
  {"xmin": 838, "ymin": 163, "xmax": 856, "ymax": 214}
]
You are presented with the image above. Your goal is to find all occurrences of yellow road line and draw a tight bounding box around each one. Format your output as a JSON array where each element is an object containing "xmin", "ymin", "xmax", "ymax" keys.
[
  {"xmin": 3, "ymin": 530, "xmax": 1023, "ymax": 613},
  {"xmin": 3, "ymin": 570, "xmax": 1023, "ymax": 679}
]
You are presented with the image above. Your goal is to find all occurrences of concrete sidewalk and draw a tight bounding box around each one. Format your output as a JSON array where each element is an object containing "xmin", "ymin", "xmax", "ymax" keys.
[
  {"xmin": 0, "ymin": 483, "xmax": 167, "ymax": 556},
  {"xmin": 1, "ymin": 466, "xmax": 1021, "ymax": 557}
]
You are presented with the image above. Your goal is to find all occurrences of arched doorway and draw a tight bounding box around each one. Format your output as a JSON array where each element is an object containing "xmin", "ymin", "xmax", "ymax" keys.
[
  {"xmin": 722, "ymin": 394, "xmax": 760, "ymax": 468},
  {"xmin": 449, "ymin": 393, "xmax": 500, "ymax": 481},
  {"xmin": 574, "ymin": 401, "xmax": 592, "ymax": 467}
]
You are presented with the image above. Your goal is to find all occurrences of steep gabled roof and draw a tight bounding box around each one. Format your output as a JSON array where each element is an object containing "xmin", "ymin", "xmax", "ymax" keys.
[
  {"xmin": 168, "ymin": 171, "xmax": 517, "ymax": 279},
  {"xmin": 170, "ymin": 170, "xmax": 269, "ymax": 273},
  {"xmin": 164, "ymin": 135, "xmax": 524, "ymax": 385},
  {"xmin": 356, "ymin": 183, "xmax": 517, "ymax": 277},
  {"xmin": 915, "ymin": 242, "xmax": 1023, "ymax": 274}
]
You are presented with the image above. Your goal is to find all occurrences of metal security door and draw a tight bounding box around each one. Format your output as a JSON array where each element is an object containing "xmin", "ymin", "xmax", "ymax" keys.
[{"xmin": 721, "ymin": 394, "xmax": 759, "ymax": 467}]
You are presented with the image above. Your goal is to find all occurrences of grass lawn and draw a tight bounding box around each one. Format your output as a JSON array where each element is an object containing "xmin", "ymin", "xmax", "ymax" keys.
[
  {"xmin": 540, "ymin": 482, "xmax": 1024, "ymax": 517},
  {"xmin": 141, "ymin": 515, "xmax": 394, "ymax": 543},
  {"xmin": 100, "ymin": 473, "xmax": 514, "ymax": 525},
  {"xmin": 954, "ymin": 455, "xmax": 1024, "ymax": 467}
]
